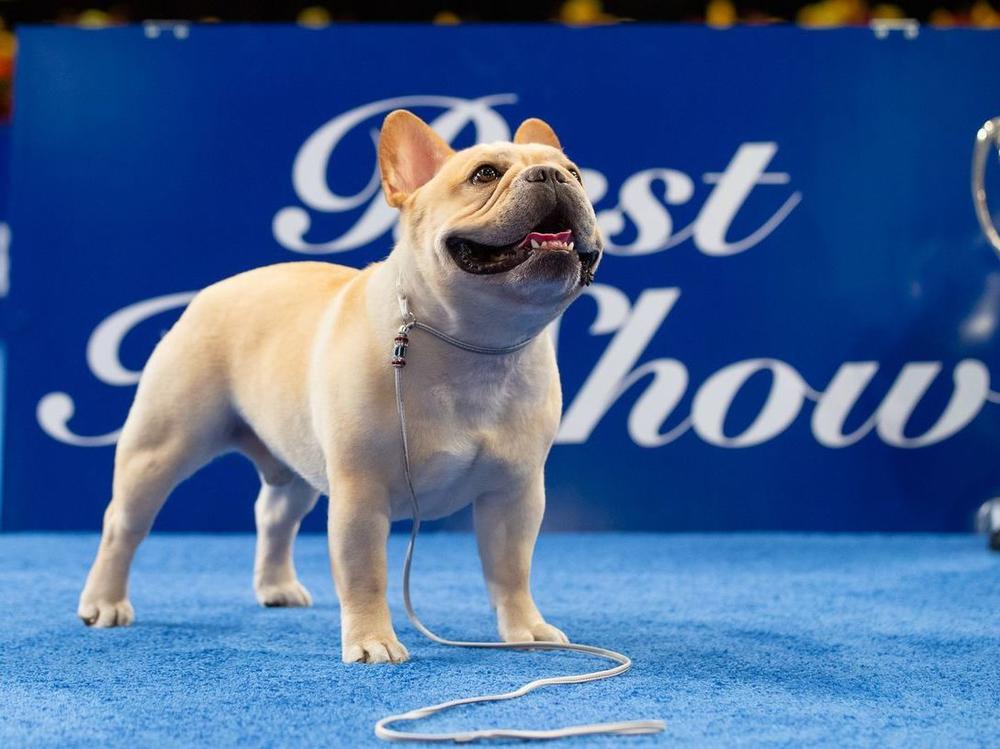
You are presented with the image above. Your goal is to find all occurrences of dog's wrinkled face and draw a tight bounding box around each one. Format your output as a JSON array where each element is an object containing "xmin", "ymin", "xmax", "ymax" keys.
[
  {"xmin": 436, "ymin": 143, "xmax": 601, "ymax": 286},
  {"xmin": 379, "ymin": 111, "xmax": 602, "ymax": 305}
]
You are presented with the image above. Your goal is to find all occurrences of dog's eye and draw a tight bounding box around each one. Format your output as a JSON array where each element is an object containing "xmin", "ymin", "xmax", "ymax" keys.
[
  {"xmin": 567, "ymin": 167, "xmax": 582, "ymax": 183},
  {"xmin": 471, "ymin": 165, "xmax": 500, "ymax": 184}
]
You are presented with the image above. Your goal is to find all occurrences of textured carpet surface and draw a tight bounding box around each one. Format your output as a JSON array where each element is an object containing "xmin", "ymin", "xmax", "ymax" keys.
[{"xmin": 0, "ymin": 533, "xmax": 997, "ymax": 748}]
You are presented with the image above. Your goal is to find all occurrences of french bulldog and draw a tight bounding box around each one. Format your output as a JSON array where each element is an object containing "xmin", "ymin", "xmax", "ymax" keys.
[{"xmin": 78, "ymin": 110, "xmax": 603, "ymax": 663}]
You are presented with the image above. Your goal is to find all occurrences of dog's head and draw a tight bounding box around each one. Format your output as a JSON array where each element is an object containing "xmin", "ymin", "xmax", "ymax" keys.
[{"xmin": 379, "ymin": 110, "xmax": 602, "ymax": 313}]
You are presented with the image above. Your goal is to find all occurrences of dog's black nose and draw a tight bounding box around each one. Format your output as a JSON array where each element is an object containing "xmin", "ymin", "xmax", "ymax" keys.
[{"xmin": 523, "ymin": 166, "xmax": 567, "ymax": 184}]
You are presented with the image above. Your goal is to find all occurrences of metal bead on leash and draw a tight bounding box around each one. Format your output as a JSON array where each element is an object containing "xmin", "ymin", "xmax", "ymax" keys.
[{"xmin": 390, "ymin": 324, "xmax": 411, "ymax": 368}]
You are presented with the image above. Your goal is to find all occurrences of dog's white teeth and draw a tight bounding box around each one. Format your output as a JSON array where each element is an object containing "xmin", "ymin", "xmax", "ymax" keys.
[
  {"xmin": 568, "ymin": 242, "xmax": 575, "ymax": 251},
  {"xmin": 531, "ymin": 239, "xmax": 540, "ymax": 249}
]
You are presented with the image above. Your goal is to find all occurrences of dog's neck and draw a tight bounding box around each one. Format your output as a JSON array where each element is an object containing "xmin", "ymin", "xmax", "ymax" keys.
[{"xmin": 374, "ymin": 243, "xmax": 568, "ymax": 351}]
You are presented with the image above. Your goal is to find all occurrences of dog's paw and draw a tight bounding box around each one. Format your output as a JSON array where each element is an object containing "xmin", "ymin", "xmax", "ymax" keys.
[
  {"xmin": 500, "ymin": 620, "xmax": 569, "ymax": 645},
  {"xmin": 342, "ymin": 635, "xmax": 410, "ymax": 664},
  {"xmin": 78, "ymin": 598, "xmax": 135, "ymax": 628},
  {"xmin": 256, "ymin": 580, "xmax": 313, "ymax": 608}
]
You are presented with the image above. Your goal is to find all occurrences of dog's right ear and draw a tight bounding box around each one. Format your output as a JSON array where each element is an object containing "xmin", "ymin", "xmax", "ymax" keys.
[
  {"xmin": 378, "ymin": 110, "xmax": 454, "ymax": 208},
  {"xmin": 513, "ymin": 118, "xmax": 562, "ymax": 150}
]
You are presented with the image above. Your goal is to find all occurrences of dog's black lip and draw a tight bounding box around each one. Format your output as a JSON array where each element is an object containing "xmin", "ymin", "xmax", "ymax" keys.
[
  {"xmin": 577, "ymin": 249, "xmax": 599, "ymax": 286},
  {"xmin": 445, "ymin": 236, "xmax": 531, "ymax": 275},
  {"xmin": 446, "ymin": 206, "xmax": 586, "ymax": 276}
]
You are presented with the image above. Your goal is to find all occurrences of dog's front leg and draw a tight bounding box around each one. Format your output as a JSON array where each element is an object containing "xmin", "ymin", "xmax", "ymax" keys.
[
  {"xmin": 474, "ymin": 476, "xmax": 568, "ymax": 644},
  {"xmin": 327, "ymin": 477, "xmax": 409, "ymax": 664}
]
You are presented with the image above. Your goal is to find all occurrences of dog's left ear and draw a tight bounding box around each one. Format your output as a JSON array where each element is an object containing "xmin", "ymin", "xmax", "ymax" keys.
[
  {"xmin": 379, "ymin": 110, "xmax": 455, "ymax": 208},
  {"xmin": 513, "ymin": 118, "xmax": 562, "ymax": 149}
]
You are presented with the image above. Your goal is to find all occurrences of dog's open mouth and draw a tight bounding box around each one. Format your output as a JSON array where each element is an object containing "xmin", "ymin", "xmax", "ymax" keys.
[{"xmin": 446, "ymin": 208, "xmax": 583, "ymax": 276}]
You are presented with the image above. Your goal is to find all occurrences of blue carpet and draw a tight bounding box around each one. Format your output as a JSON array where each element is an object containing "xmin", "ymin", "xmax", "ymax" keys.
[{"xmin": 0, "ymin": 533, "xmax": 998, "ymax": 748}]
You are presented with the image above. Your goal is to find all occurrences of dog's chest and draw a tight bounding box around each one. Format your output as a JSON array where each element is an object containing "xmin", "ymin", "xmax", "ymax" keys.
[
  {"xmin": 404, "ymin": 439, "xmax": 486, "ymax": 519},
  {"xmin": 390, "ymin": 367, "xmax": 533, "ymax": 520}
]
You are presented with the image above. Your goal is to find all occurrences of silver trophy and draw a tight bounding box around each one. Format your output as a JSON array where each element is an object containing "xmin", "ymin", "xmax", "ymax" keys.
[
  {"xmin": 973, "ymin": 117, "xmax": 1000, "ymax": 257},
  {"xmin": 972, "ymin": 119, "xmax": 1000, "ymax": 548}
]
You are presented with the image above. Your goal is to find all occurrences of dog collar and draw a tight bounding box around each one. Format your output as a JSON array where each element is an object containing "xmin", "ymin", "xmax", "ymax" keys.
[{"xmin": 390, "ymin": 290, "xmax": 537, "ymax": 368}]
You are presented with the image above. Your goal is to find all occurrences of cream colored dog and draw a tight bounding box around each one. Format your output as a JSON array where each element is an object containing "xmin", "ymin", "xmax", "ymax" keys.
[{"xmin": 78, "ymin": 110, "xmax": 603, "ymax": 664}]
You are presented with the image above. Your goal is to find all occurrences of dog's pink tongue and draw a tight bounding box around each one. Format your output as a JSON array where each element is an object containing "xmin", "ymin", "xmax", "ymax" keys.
[{"xmin": 519, "ymin": 230, "xmax": 573, "ymax": 249}]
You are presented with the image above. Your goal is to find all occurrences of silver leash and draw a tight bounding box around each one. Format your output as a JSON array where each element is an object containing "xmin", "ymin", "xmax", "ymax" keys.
[{"xmin": 375, "ymin": 293, "xmax": 666, "ymax": 743}]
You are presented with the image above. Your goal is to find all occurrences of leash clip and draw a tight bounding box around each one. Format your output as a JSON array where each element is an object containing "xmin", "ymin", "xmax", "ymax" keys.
[{"xmin": 392, "ymin": 293, "xmax": 416, "ymax": 368}]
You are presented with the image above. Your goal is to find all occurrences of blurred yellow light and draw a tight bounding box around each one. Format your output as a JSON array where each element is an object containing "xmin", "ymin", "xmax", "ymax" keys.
[
  {"xmin": 928, "ymin": 8, "xmax": 956, "ymax": 26},
  {"xmin": 560, "ymin": 0, "xmax": 615, "ymax": 25},
  {"xmin": 77, "ymin": 10, "xmax": 113, "ymax": 28},
  {"xmin": 798, "ymin": 0, "xmax": 867, "ymax": 27},
  {"xmin": 871, "ymin": 4, "xmax": 906, "ymax": 19},
  {"xmin": 706, "ymin": 0, "xmax": 737, "ymax": 27},
  {"xmin": 433, "ymin": 11, "xmax": 461, "ymax": 25},
  {"xmin": 297, "ymin": 6, "xmax": 332, "ymax": 28},
  {"xmin": 971, "ymin": 0, "xmax": 1000, "ymax": 27},
  {"xmin": 0, "ymin": 29, "xmax": 14, "ymax": 56}
]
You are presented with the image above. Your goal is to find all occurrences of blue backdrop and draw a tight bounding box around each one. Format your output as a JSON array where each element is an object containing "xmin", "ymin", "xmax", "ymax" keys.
[{"xmin": 2, "ymin": 24, "xmax": 999, "ymax": 532}]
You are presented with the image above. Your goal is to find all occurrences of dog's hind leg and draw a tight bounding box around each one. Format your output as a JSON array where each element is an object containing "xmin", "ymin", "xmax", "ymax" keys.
[
  {"xmin": 240, "ymin": 431, "xmax": 321, "ymax": 607},
  {"xmin": 78, "ymin": 325, "xmax": 233, "ymax": 627},
  {"xmin": 78, "ymin": 426, "xmax": 225, "ymax": 627}
]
